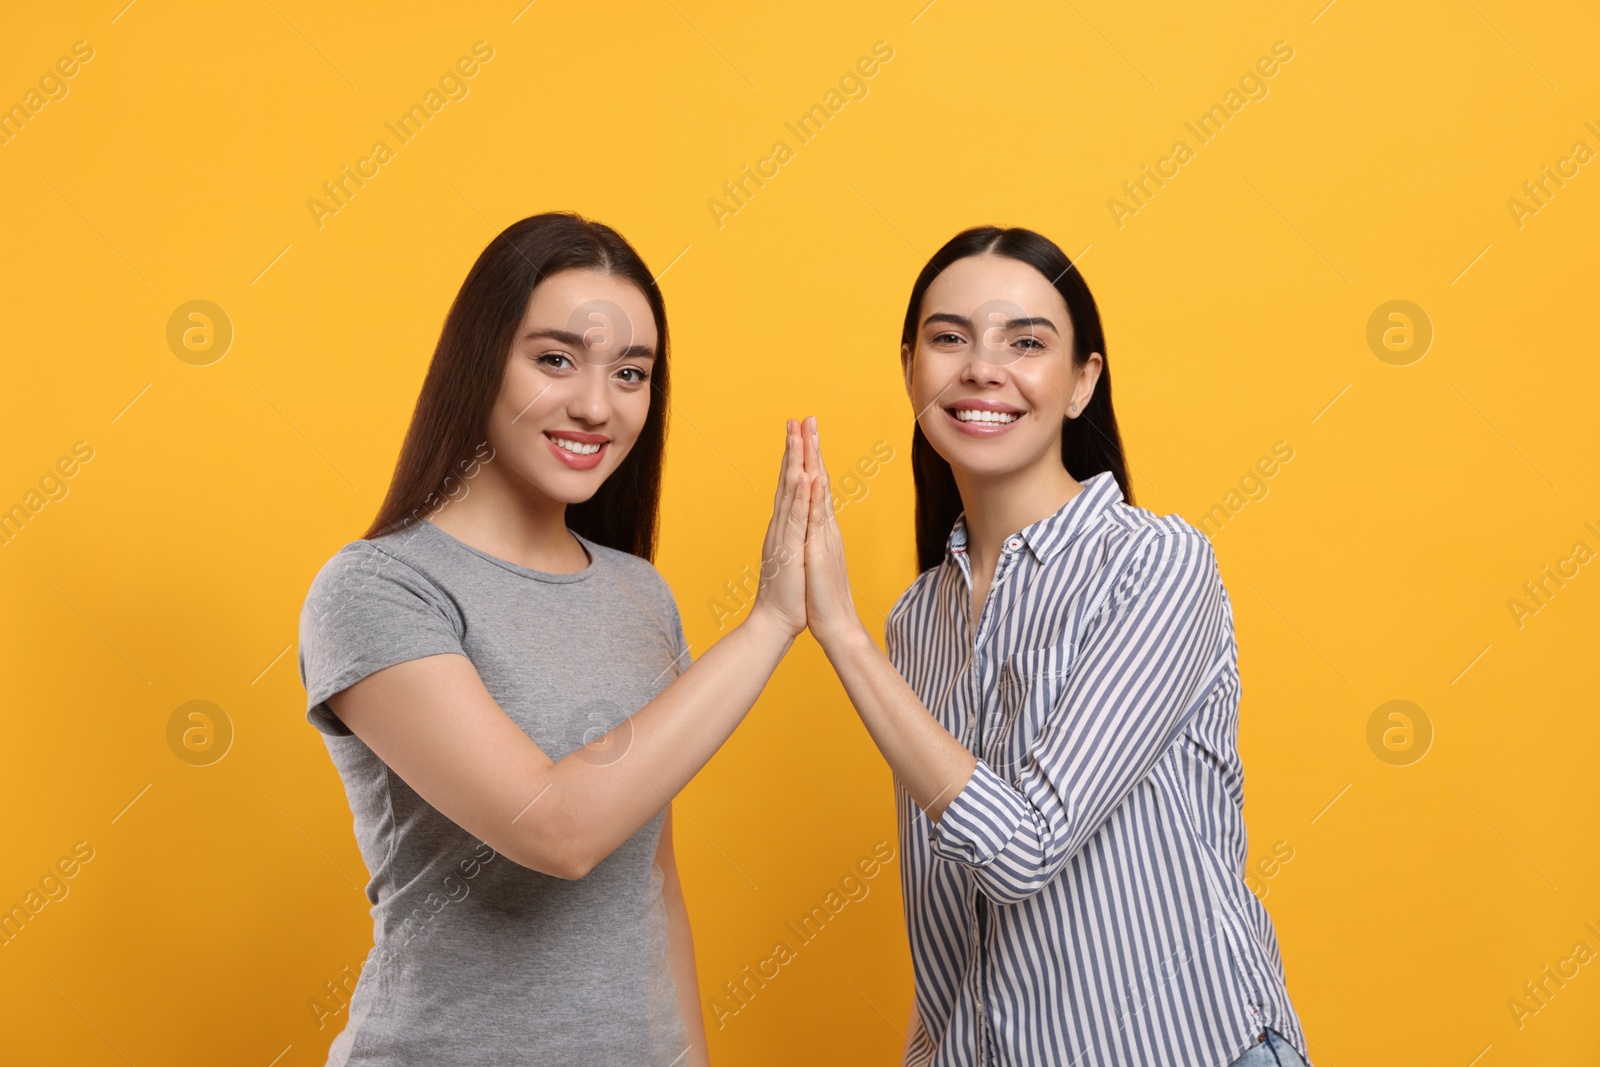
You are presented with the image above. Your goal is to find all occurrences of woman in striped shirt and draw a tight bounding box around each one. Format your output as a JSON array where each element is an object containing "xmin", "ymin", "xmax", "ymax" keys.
[{"xmin": 796, "ymin": 226, "xmax": 1313, "ymax": 1066}]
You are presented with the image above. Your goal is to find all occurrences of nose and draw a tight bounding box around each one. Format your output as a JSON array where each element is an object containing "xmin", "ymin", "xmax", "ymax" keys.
[
  {"xmin": 960, "ymin": 349, "xmax": 1008, "ymax": 387},
  {"xmin": 567, "ymin": 359, "xmax": 612, "ymax": 426}
]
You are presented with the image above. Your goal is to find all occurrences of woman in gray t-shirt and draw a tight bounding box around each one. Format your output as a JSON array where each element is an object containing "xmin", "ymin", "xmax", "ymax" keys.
[{"xmin": 297, "ymin": 212, "xmax": 813, "ymax": 1066}]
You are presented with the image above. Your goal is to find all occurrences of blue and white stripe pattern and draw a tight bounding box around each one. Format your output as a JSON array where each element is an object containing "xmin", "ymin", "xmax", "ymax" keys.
[{"xmin": 886, "ymin": 470, "xmax": 1311, "ymax": 1067}]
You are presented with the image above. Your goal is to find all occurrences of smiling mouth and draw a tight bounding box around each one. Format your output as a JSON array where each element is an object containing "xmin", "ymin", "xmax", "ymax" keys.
[
  {"xmin": 547, "ymin": 434, "xmax": 605, "ymax": 455},
  {"xmin": 941, "ymin": 403, "xmax": 1027, "ymax": 437},
  {"xmin": 543, "ymin": 430, "xmax": 610, "ymax": 469},
  {"xmin": 946, "ymin": 407, "xmax": 1022, "ymax": 425}
]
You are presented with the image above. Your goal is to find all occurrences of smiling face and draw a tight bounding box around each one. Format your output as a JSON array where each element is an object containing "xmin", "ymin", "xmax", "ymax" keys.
[
  {"xmin": 902, "ymin": 253, "xmax": 1101, "ymax": 479},
  {"xmin": 485, "ymin": 268, "xmax": 658, "ymax": 505}
]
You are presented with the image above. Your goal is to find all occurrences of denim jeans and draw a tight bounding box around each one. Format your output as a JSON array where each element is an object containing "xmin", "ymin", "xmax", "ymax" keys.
[{"xmin": 1224, "ymin": 1028, "xmax": 1310, "ymax": 1067}]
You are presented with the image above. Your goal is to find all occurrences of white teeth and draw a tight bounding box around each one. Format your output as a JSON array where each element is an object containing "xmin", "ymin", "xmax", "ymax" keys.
[
  {"xmin": 551, "ymin": 437, "xmax": 602, "ymax": 455},
  {"xmin": 953, "ymin": 408, "xmax": 1019, "ymax": 424}
]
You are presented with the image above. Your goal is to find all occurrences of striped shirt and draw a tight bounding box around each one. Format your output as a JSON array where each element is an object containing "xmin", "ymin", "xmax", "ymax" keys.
[{"xmin": 886, "ymin": 470, "xmax": 1311, "ymax": 1067}]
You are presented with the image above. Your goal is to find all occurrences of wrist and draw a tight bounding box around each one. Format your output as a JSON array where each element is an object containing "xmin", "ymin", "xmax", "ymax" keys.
[
  {"xmin": 814, "ymin": 615, "xmax": 873, "ymax": 661},
  {"xmin": 742, "ymin": 605, "xmax": 798, "ymax": 656}
]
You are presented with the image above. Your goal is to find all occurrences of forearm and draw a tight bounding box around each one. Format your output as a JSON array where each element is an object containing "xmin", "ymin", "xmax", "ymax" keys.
[
  {"xmin": 663, "ymin": 858, "xmax": 711, "ymax": 1066},
  {"xmin": 533, "ymin": 608, "xmax": 795, "ymax": 875},
  {"xmin": 819, "ymin": 623, "xmax": 976, "ymax": 822}
]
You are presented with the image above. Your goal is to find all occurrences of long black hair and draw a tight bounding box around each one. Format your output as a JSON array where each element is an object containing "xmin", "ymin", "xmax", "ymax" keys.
[
  {"xmin": 900, "ymin": 226, "xmax": 1131, "ymax": 572},
  {"xmin": 363, "ymin": 211, "xmax": 670, "ymax": 561}
]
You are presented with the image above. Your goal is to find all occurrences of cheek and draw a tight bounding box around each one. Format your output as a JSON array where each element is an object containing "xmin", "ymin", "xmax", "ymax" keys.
[
  {"xmin": 498, "ymin": 367, "xmax": 562, "ymax": 422},
  {"xmin": 617, "ymin": 388, "xmax": 652, "ymax": 431},
  {"xmin": 909, "ymin": 366, "xmax": 950, "ymax": 413},
  {"xmin": 1017, "ymin": 367, "xmax": 1069, "ymax": 417},
  {"xmin": 602, "ymin": 391, "xmax": 653, "ymax": 456}
]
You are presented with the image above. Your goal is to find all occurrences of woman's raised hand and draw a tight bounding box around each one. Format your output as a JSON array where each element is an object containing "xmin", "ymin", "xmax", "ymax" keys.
[
  {"xmin": 800, "ymin": 416, "xmax": 863, "ymax": 652},
  {"xmin": 749, "ymin": 418, "xmax": 812, "ymax": 640}
]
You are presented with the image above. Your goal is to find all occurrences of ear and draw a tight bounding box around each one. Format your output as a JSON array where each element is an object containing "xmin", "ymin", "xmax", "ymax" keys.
[
  {"xmin": 1072, "ymin": 351, "xmax": 1105, "ymax": 414},
  {"xmin": 901, "ymin": 343, "xmax": 915, "ymax": 400}
]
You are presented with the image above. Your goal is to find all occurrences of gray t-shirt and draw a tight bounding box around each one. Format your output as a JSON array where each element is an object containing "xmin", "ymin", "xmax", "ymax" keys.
[{"xmin": 297, "ymin": 517, "xmax": 691, "ymax": 1066}]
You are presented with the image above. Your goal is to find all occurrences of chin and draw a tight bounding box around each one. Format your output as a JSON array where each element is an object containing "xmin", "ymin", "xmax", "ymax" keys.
[
  {"xmin": 526, "ymin": 438, "xmax": 634, "ymax": 503},
  {"xmin": 926, "ymin": 428, "xmax": 1046, "ymax": 480},
  {"xmin": 542, "ymin": 471, "xmax": 613, "ymax": 505},
  {"xmin": 944, "ymin": 452, "xmax": 1030, "ymax": 480}
]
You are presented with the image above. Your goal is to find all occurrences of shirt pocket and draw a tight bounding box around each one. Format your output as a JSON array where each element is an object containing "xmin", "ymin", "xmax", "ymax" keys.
[{"xmin": 992, "ymin": 642, "xmax": 1077, "ymax": 779}]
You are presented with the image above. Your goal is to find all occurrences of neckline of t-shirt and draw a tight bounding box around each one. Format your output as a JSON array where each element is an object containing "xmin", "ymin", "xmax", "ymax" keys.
[{"xmin": 413, "ymin": 519, "xmax": 599, "ymax": 584}]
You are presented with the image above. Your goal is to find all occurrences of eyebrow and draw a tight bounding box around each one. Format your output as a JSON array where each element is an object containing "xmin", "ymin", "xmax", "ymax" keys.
[
  {"xmin": 522, "ymin": 327, "xmax": 657, "ymax": 360},
  {"xmin": 922, "ymin": 312, "xmax": 1058, "ymax": 334}
]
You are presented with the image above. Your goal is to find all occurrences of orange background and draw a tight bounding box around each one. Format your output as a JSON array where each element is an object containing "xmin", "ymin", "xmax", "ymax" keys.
[{"xmin": 2, "ymin": 1, "xmax": 1597, "ymax": 1064}]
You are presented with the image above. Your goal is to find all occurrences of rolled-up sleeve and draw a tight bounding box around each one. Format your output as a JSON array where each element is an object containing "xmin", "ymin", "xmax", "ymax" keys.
[
  {"xmin": 298, "ymin": 542, "xmax": 467, "ymax": 737},
  {"xmin": 928, "ymin": 530, "xmax": 1229, "ymax": 903}
]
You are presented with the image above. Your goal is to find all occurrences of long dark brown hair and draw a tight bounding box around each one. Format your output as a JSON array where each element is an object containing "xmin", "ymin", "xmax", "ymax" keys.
[
  {"xmin": 362, "ymin": 211, "xmax": 670, "ymax": 561},
  {"xmin": 901, "ymin": 226, "xmax": 1132, "ymax": 572}
]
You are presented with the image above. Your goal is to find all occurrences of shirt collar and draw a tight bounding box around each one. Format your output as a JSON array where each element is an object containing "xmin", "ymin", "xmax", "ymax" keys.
[{"xmin": 945, "ymin": 470, "xmax": 1123, "ymax": 566}]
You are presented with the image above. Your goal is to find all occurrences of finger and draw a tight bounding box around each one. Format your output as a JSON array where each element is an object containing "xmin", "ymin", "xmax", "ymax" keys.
[
  {"xmin": 776, "ymin": 421, "xmax": 804, "ymax": 556},
  {"xmin": 807, "ymin": 419, "xmax": 822, "ymax": 479},
  {"xmin": 785, "ymin": 432, "xmax": 811, "ymax": 542},
  {"xmin": 762, "ymin": 420, "xmax": 791, "ymax": 560},
  {"xmin": 806, "ymin": 415, "xmax": 819, "ymax": 483},
  {"xmin": 771, "ymin": 418, "xmax": 790, "ymax": 514},
  {"xmin": 781, "ymin": 418, "xmax": 801, "ymax": 522},
  {"xmin": 794, "ymin": 497, "xmax": 817, "ymax": 561},
  {"xmin": 789, "ymin": 481, "xmax": 812, "ymax": 556},
  {"xmin": 813, "ymin": 427, "xmax": 836, "ymax": 530},
  {"xmin": 807, "ymin": 455, "xmax": 830, "ymax": 540},
  {"xmin": 777, "ymin": 418, "xmax": 798, "ymax": 520},
  {"xmin": 804, "ymin": 429, "xmax": 824, "ymax": 527},
  {"xmin": 794, "ymin": 420, "xmax": 814, "ymax": 547}
]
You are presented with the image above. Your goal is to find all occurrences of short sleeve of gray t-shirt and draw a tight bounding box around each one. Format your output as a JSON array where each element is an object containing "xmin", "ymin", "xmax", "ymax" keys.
[{"xmin": 296, "ymin": 519, "xmax": 691, "ymax": 1066}]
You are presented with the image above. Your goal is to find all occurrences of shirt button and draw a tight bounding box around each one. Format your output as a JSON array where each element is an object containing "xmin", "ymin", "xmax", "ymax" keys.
[{"xmin": 1005, "ymin": 537, "xmax": 1022, "ymax": 552}]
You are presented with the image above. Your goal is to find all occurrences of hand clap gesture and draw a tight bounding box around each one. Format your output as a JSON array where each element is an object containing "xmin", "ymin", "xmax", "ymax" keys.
[
  {"xmin": 799, "ymin": 416, "xmax": 863, "ymax": 651},
  {"xmin": 749, "ymin": 415, "xmax": 864, "ymax": 649},
  {"xmin": 749, "ymin": 418, "xmax": 813, "ymax": 640}
]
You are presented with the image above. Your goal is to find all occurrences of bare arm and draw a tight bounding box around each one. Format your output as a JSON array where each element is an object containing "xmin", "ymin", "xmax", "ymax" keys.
[
  {"xmin": 657, "ymin": 808, "xmax": 711, "ymax": 1067},
  {"xmin": 814, "ymin": 629, "xmax": 976, "ymax": 821},
  {"xmin": 801, "ymin": 421, "xmax": 1231, "ymax": 904},
  {"xmin": 905, "ymin": 998, "xmax": 922, "ymax": 1062},
  {"xmin": 798, "ymin": 420, "xmax": 975, "ymax": 821},
  {"xmin": 325, "ymin": 419, "xmax": 813, "ymax": 879}
]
